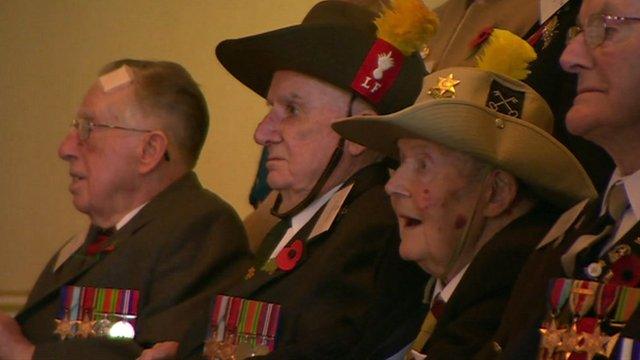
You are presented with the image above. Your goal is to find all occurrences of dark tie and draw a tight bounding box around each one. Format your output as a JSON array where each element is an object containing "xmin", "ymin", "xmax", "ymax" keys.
[
  {"xmin": 572, "ymin": 182, "xmax": 630, "ymax": 276},
  {"xmin": 254, "ymin": 218, "xmax": 292, "ymax": 263},
  {"xmin": 86, "ymin": 227, "xmax": 115, "ymax": 256}
]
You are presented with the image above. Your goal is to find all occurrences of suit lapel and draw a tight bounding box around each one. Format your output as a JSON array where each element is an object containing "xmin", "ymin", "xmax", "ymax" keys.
[
  {"xmin": 232, "ymin": 212, "xmax": 321, "ymax": 296},
  {"xmin": 18, "ymin": 172, "xmax": 198, "ymax": 317},
  {"xmin": 232, "ymin": 163, "xmax": 390, "ymax": 298},
  {"xmin": 537, "ymin": 199, "xmax": 591, "ymax": 249}
]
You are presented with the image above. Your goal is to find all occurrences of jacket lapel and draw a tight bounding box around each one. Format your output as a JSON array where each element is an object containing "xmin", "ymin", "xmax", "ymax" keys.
[
  {"xmin": 231, "ymin": 163, "xmax": 390, "ymax": 298},
  {"xmin": 18, "ymin": 172, "xmax": 198, "ymax": 317}
]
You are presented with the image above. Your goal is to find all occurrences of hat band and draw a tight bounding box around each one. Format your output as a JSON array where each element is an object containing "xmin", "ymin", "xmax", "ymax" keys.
[{"xmin": 351, "ymin": 39, "xmax": 405, "ymax": 104}]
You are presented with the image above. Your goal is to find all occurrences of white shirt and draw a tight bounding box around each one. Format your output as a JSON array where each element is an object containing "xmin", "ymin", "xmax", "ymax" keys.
[
  {"xmin": 431, "ymin": 264, "xmax": 471, "ymax": 303},
  {"xmin": 600, "ymin": 168, "xmax": 640, "ymax": 252},
  {"xmin": 115, "ymin": 202, "xmax": 148, "ymax": 230},
  {"xmin": 268, "ymin": 185, "xmax": 342, "ymax": 259}
]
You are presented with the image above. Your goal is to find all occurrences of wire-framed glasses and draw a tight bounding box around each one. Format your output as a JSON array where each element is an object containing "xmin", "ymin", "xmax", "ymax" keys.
[
  {"xmin": 71, "ymin": 117, "xmax": 152, "ymax": 141},
  {"xmin": 566, "ymin": 13, "xmax": 640, "ymax": 48}
]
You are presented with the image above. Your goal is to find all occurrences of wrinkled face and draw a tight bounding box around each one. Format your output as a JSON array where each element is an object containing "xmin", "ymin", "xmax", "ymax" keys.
[
  {"xmin": 58, "ymin": 82, "xmax": 144, "ymax": 222},
  {"xmin": 560, "ymin": 0, "xmax": 640, "ymax": 143},
  {"xmin": 385, "ymin": 138, "xmax": 485, "ymax": 277},
  {"xmin": 254, "ymin": 70, "xmax": 351, "ymax": 195}
]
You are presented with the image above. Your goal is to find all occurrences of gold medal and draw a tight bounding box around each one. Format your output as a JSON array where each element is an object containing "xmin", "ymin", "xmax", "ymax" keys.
[
  {"xmin": 76, "ymin": 317, "xmax": 96, "ymax": 338},
  {"xmin": 557, "ymin": 322, "xmax": 582, "ymax": 354},
  {"xmin": 580, "ymin": 325, "xmax": 611, "ymax": 360},
  {"xmin": 54, "ymin": 317, "xmax": 73, "ymax": 340},
  {"xmin": 203, "ymin": 335, "xmax": 237, "ymax": 360},
  {"xmin": 427, "ymin": 74, "xmax": 460, "ymax": 99},
  {"xmin": 539, "ymin": 318, "xmax": 566, "ymax": 358}
]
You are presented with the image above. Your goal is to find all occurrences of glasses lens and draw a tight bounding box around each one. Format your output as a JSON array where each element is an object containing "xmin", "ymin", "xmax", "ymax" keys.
[
  {"xmin": 566, "ymin": 26, "xmax": 582, "ymax": 45},
  {"xmin": 585, "ymin": 14, "xmax": 605, "ymax": 47},
  {"xmin": 76, "ymin": 118, "xmax": 90, "ymax": 140}
]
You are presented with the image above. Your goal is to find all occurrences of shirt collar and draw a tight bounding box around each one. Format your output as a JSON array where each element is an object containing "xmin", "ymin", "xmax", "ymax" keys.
[
  {"xmin": 115, "ymin": 202, "xmax": 148, "ymax": 230},
  {"xmin": 432, "ymin": 264, "xmax": 471, "ymax": 303},
  {"xmin": 290, "ymin": 184, "xmax": 343, "ymax": 230},
  {"xmin": 602, "ymin": 168, "xmax": 640, "ymax": 219}
]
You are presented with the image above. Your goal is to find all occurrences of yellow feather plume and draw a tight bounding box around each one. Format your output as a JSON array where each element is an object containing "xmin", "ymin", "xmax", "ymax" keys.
[
  {"xmin": 475, "ymin": 29, "xmax": 537, "ymax": 80},
  {"xmin": 375, "ymin": 0, "xmax": 439, "ymax": 56}
]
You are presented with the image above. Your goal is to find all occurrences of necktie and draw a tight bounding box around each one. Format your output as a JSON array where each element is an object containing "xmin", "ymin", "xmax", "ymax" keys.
[
  {"xmin": 606, "ymin": 181, "xmax": 630, "ymax": 223},
  {"xmin": 408, "ymin": 294, "xmax": 446, "ymax": 357},
  {"xmin": 564, "ymin": 182, "xmax": 629, "ymax": 276},
  {"xmin": 86, "ymin": 227, "xmax": 115, "ymax": 256},
  {"xmin": 254, "ymin": 218, "xmax": 292, "ymax": 264}
]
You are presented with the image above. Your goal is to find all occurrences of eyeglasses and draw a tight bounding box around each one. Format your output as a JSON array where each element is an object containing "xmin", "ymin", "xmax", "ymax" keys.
[
  {"xmin": 70, "ymin": 118, "xmax": 171, "ymax": 161},
  {"xmin": 71, "ymin": 117, "xmax": 152, "ymax": 141},
  {"xmin": 567, "ymin": 13, "xmax": 640, "ymax": 48}
]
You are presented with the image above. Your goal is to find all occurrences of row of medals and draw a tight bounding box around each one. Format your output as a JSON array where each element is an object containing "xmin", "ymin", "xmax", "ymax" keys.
[
  {"xmin": 538, "ymin": 245, "xmax": 633, "ymax": 360},
  {"xmin": 204, "ymin": 332, "xmax": 271, "ymax": 360},
  {"xmin": 54, "ymin": 312, "xmax": 135, "ymax": 340},
  {"xmin": 539, "ymin": 317, "xmax": 620, "ymax": 359}
]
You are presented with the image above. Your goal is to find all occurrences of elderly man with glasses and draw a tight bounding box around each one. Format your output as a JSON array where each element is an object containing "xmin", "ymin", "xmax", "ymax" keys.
[
  {"xmin": 0, "ymin": 59, "xmax": 249, "ymax": 360},
  {"xmin": 476, "ymin": 1, "xmax": 640, "ymax": 359}
]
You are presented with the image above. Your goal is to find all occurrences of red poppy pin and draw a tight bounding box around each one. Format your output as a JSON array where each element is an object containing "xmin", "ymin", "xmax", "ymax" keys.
[
  {"xmin": 86, "ymin": 235, "xmax": 116, "ymax": 256},
  {"xmin": 469, "ymin": 26, "xmax": 494, "ymax": 49},
  {"xmin": 275, "ymin": 240, "xmax": 304, "ymax": 271},
  {"xmin": 610, "ymin": 255, "xmax": 640, "ymax": 287}
]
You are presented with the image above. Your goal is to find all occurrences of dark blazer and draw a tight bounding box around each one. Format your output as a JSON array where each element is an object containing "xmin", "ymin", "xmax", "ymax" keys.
[
  {"xmin": 16, "ymin": 172, "xmax": 250, "ymax": 359},
  {"xmin": 481, "ymin": 196, "xmax": 640, "ymax": 359},
  {"xmin": 179, "ymin": 163, "xmax": 428, "ymax": 360},
  {"xmin": 351, "ymin": 203, "xmax": 559, "ymax": 360}
]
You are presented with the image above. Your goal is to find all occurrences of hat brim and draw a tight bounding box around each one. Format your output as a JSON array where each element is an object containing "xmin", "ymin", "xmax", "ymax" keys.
[
  {"xmin": 333, "ymin": 99, "xmax": 597, "ymax": 209},
  {"xmin": 216, "ymin": 24, "xmax": 424, "ymax": 115}
]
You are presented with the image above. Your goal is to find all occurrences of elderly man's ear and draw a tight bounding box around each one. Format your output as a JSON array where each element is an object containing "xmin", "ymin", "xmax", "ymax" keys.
[
  {"xmin": 139, "ymin": 131, "xmax": 169, "ymax": 174},
  {"xmin": 482, "ymin": 170, "xmax": 519, "ymax": 218},
  {"xmin": 344, "ymin": 108, "xmax": 378, "ymax": 157}
]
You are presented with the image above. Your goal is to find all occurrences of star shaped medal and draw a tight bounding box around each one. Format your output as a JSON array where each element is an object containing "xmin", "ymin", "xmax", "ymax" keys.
[
  {"xmin": 54, "ymin": 317, "xmax": 73, "ymax": 340},
  {"xmin": 539, "ymin": 318, "xmax": 566, "ymax": 358},
  {"xmin": 580, "ymin": 326, "xmax": 612, "ymax": 360},
  {"xmin": 77, "ymin": 317, "xmax": 96, "ymax": 338},
  {"xmin": 428, "ymin": 74, "xmax": 460, "ymax": 99}
]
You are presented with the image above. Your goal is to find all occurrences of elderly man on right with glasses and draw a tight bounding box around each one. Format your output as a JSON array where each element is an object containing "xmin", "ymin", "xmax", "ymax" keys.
[{"xmin": 475, "ymin": 0, "xmax": 640, "ymax": 359}]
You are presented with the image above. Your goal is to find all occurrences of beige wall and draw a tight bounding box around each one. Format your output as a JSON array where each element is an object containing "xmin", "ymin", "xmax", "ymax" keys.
[
  {"xmin": 0, "ymin": 0, "xmax": 319, "ymax": 294},
  {"xmin": 0, "ymin": 0, "xmax": 445, "ymax": 297}
]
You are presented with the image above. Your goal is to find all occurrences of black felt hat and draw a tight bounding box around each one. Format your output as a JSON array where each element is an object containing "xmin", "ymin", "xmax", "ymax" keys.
[{"xmin": 215, "ymin": 0, "xmax": 427, "ymax": 115}]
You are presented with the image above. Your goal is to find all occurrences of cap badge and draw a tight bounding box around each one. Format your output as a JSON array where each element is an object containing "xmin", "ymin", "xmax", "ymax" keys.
[
  {"xmin": 486, "ymin": 79, "xmax": 524, "ymax": 118},
  {"xmin": 351, "ymin": 39, "xmax": 405, "ymax": 103},
  {"xmin": 373, "ymin": 52, "xmax": 395, "ymax": 80},
  {"xmin": 427, "ymin": 73, "xmax": 460, "ymax": 99}
]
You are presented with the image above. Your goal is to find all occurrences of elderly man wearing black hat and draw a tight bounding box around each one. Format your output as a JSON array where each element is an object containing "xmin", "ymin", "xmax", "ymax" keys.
[
  {"xmin": 172, "ymin": 1, "xmax": 439, "ymax": 359},
  {"xmin": 333, "ymin": 65, "xmax": 596, "ymax": 359}
]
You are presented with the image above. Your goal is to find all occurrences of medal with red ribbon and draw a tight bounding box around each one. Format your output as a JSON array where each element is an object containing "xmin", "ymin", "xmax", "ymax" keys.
[
  {"xmin": 595, "ymin": 283, "xmax": 620, "ymax": 321},
  {"xmin": 612, "ymin": 286, "xmax": 640, "ymax": 325},
  {"xmin": 569, "ymin": 283, "xmax": 623, "ymax": 360},
  {"xmin": 540, "ymin": 278, "xmax": 573, "ymax": 358},
  {"xmin": 557, "ymin": 280, "xmax": 599, "ymax": 355},
  {"xmin": 205, "ymin": 295, "xmax": 281, "ymax": 359},
  {"xmin": 549, "ymin": 278, "xmax": 573, "ymax": 317},
  {"xmin": 77, "ymin": 287, "xmax": 96, "ymax": 338},
  {"xmin": 54, "ymin": 286, "xmax": 139, "ymax": 340}
]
